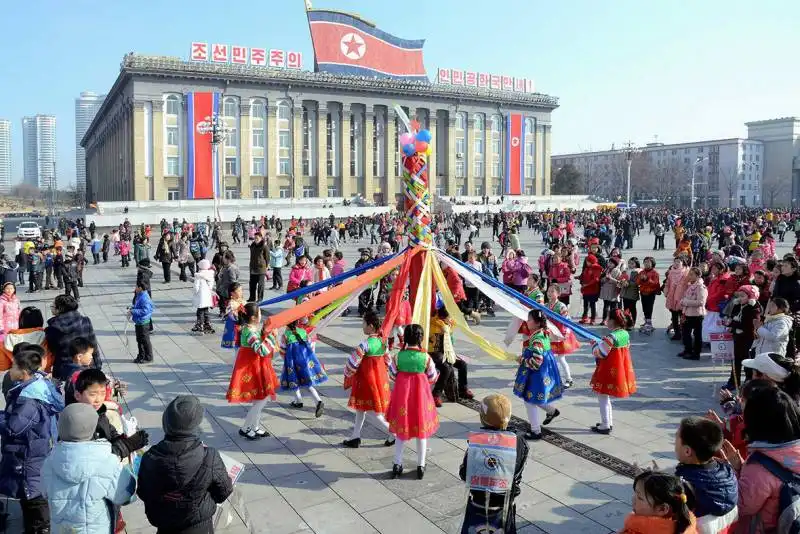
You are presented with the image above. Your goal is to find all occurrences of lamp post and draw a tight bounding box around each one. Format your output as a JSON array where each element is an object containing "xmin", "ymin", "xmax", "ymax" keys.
[
  {"xmin": 690, "ymin": 156, "xmax": 706, "ymax": 210},
  {"xmin": 196, "ymin": 113, "xmax": 231, "ymax": 220},
  {"xmin": 622, "ymin": 142, "xmax": 638, "ymax": 208}
]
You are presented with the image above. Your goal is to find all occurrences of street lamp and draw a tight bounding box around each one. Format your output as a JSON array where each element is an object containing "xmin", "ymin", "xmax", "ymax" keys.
[
  {"xmin": 690, "ymin": 156, "xmax": 706, "ymax": 210},
  {"xmin": 196, "ymin": 113, "xmax": 231, "ymax": 220},
  {"xmin": 622, "ymin": 142, "xmax": 638, "ymax": 208}
]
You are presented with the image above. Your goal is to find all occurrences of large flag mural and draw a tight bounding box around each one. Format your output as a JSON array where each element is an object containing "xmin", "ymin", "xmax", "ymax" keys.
[
  {"xmin": 306, "ymin": 9, "xmax": 427, "ymax": 81},
  {"xmin": 505, "ymin": 113, "xmax": 524, "ymax": 196},
  {"xmin": 186, "ymin": 92, "xmax": 222, "ymax": 200}
]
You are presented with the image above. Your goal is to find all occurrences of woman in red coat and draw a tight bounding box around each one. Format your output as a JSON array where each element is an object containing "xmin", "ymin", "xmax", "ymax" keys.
[
  {"xmin": 579, "ymin": 255, "xmax": 603, "ymax": 324},
  {"xmin": 703, "ymin": 262, "xmax": 739, "ymax": 342}
]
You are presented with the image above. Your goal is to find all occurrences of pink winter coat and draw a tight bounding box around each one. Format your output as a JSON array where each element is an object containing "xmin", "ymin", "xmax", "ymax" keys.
[
  {"xmin": 0, "ymin": 293, "xmax": 21, "ymax": 341},
  {"xmin": 680, "ymin": 279, "xmax": 707, "ymax": 317},
  {"xmin": 665, "ymin": 266, "xmax": 689, "ymax": 311},
  {"xmin": 737, "ymin": 440, "xmax": 800, "ymax": 532}
]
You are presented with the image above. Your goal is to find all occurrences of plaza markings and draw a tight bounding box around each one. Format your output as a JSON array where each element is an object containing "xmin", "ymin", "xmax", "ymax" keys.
[{"xmin": 316, "ymin": 333, "xmax": 640, "ymax": 479}]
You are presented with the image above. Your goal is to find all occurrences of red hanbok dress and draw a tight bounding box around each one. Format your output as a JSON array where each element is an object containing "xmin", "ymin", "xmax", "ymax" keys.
[
  {"xmin": 548, "ymin": 300, "xmax": 580, "ymax": 355},
  {"xmin": 590, "ymin": 329, "xmax": 636, "ymax": 397},
  {"xmin": 385, "ymin": 348, "xmax": 439, "ymax": 440},
  {"xmin": 344, "ymin": 335, "xmax": 391, "ymax": 414},
  {"xmin": 226, "ymin": 324, "xmax": 279, "ymax": 403}
]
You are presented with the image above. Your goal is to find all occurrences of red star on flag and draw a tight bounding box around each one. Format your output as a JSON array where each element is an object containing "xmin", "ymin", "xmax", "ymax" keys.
[{"xmin": 344, "ymin": 35, "xmax": 362, "ymax": 56}]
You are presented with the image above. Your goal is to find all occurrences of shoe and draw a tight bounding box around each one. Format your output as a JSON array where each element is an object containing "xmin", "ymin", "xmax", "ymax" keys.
[
  {"xmin": 391, "ymin": 463, "xmax": 403, "ymax": 479},
  {"xmin": 342, "ymin": 438, "xmax": 361, "ymax": 448},
  {"xmin": 471, "ymin": 311, "xmax": 481, "ymax": 325},
  {"xmin": 542, "ymin": 409, "xmax": 560, "ymax": 426},
  {"xmin": 563, "ymin": 379, "xmax": 574, "ymax": 389},
  {"xmin": 254, "ymin": 426, "xmax": 270, "ymax": 437},
  {"xmin": 591, "ymin": 424, "xmax": 612, "ymax": 435},
  {"xmin": 459, "ymin": 388, "xmax": 474, "ymax": 400},
  {"xmin": 676, "ymin": 351, "xmax": 689, "ymax": 358},
  {"xmin": 238, "ymin": 427, "xmax": 260, "ymax": 440},
  {"xmin": 133, "ymin": 356, "xmax": 146, "ymax": 364},
  {"xmin": 417, "ymin": 466, "xmax": 426, "ymax": 480},
  {"xmin": 191, "ymin": 324, "xmax": 202, "ymax": 332},
  {"xmin": 682, "ymin": 353, "xmax": 701, "ymax": 361},
  {"xmin": 384, "ymin": 438, "xmax": 396, "ymax": 447},
  {"xmin": 523, "ymin": 430, "xmax": 543, "ymax": 440},
  {"xmin": 486, "ymin": 309, "xmax": 496, "ymax": 317},
  {"xmin": 203, "ymin": 325, "xmax": 215, "ymax": 334},
  {"xmin": 579, "ymin": 316, "xmax": 588, "ymax": 324},
  {"xmin": 315, "ymin": 400, "xmax": 324, "ymax": 418},
  {"xmin": 670, "ymin": 334, "xmax": 682, "ymax": 341},
  {"xmin": 433, "ymin": 395, "xmax": 443, "ymax": 408},
  {"xmin": 290, "ymin": 401, "xmax": 304, "ymax": 409}
]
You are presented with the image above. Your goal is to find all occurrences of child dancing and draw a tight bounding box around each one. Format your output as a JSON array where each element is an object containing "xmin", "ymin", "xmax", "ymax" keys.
[
  {"xmin": 545, "ymin": 284, "xmax": 579, "ymax": 388},
  {"xmin": 385, "ymin": 324, "xmax": 439, "ymax": 480},
  {"xmin": 279, "ymin": 321, "xmax": 327, "ymax": 417},
  {"xmin": 226, "ymin": 302, "xmax": 279, "ymax": 440},
  {"xmin": 342, "ymin": 311, "xmax": 395, "ymax": 448},
  {"xmin": 589, "ymin": 308, "xmax": 637, "ymax": 434},
  {"xmin": 220, "ymin": 282, "xmax": 245, "ymax": 350},
  {"xmin": 513, "ymin": 309, "xmax": 563, "ymax": 440}
]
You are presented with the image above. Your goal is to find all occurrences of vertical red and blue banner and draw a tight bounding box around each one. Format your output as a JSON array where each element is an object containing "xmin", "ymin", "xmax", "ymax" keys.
[
  {"xmin": 186, "ymin": 92, "xmax": 221, "ymax": 199},
  {"xmin": 505, "ymin": 113, "xmax": 524, "ymax": 195}
]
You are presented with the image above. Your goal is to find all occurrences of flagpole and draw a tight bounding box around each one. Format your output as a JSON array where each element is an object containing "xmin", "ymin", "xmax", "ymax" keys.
[{"xmin": 302, "ymin": 0, "xmax": 318, "ymax": 72}]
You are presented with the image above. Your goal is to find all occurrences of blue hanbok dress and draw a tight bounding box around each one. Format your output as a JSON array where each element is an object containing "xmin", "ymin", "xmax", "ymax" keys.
[
  {"xmin": 279, "ymin": 327, "xmax": 328, "ymax": 391},
  {"xmin": 512, "ymin": 329, "xmax": 563, "ymax": 406}
]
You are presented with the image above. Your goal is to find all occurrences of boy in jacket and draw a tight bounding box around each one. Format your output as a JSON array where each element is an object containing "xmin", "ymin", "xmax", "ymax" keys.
[
  {"xmin": 725, "ymin": 285, "xmax": 763, "ymax": 390},
  {"xmin": 130, "ymin": 283, "xmax": 154, "ymax": 363},
  {"xmin": 137, "ymin": 395, "xmax": 233, "ymax": 534},
  {"xmin": 0, "ymin": 348, "xmax": 64, "ymax": 534}
]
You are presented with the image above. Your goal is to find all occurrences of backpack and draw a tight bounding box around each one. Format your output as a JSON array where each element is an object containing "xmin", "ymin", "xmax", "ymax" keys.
[
  {"xmin": 748, "ymin": 452, "xmax": 800, "ymax": 534},
  {"xmin": 189, "ymin": 240, "xmax": 201, "ymax": 256}
]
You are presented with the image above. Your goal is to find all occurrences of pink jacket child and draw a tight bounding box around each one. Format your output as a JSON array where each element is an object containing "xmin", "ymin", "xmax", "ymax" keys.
[
  {"xmin": 331, "ymin": 258, "xmax": 347, "ymax": 277},
  {"xmin": 548, "ymin": 259, "xmax": 573, "ymax": 294},
  {"xmin": 119, "ymin": 240, "xmax": 131, "ymax": 257},
  {"xmin": 680, "ymin": 277, "xmax": 707, "ymax": 317},
  {"xmin": 511, "ymin": 256, "xmax": 534, "ymax": 287},
  {"xmin": 736, "ymin": 440, "xmax": 800, "ymax": 532},
  {"xmin": 664, "ymin": 262, "xmax": 689, "ymax": 312},
  {"xmin": 0, "ymin": 283, "xmax": 20, "ymax": 343}
]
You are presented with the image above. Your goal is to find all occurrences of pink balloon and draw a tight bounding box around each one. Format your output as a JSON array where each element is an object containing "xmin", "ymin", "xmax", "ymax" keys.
[
  {"xmin": 415, "ymin": 140, "xmax": 428, "ymax": 153},
  {"xmin": 399, "ymin": 132, "xmax": 414, "ymax": 146}
]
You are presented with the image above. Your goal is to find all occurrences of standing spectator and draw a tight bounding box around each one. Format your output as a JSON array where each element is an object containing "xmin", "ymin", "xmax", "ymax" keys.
[
  {"xmin": 579, "ymin": 254, "xmax": 603, "ymax": 324},
  {"xmin": 679, "ymin": 267, "xmax": 708, "ymax": 360},
  {"xmin": 751, "ymin": 297, "xmax": 792, "ymax": 356},
  {"xmin": 665, "ymin": 257, "xmax": 689, "ymax": 340},
  {"xmin": 599, "ymin": 258, "xmax": 622, "ymax": 321},
  {"xmin": 192, "ymin": 260, "xmax": 216, "ymax": 334},
  {"xmin": 619, "ymin": 257, "xmax": 641, "ymax": 327},
  {"xmin": 137, "ymin": 395, "xmax": 234, "ymax": 534},
  {"xmin": 130, "ymin": 282, "xmax": 154, "ymax": 364},
  {"xmin": 248, "ymin": 233, "xmax": 269, "ymax": 302},
  {"xmin": 217, "ymin": 250, "xmax": 240, "ymax": 317},
  {"xmin": 45, "ymin": 295, "xmax": 102, "ymax": 381},
  {"xmin": 0, "ymin": 282, "xmax": 20, "ymax": 344},
  {"xmin": 636, "ymin": 256, "xmax": 661, "ymax": 333},
  {"xmin": 772, "ymin": 257, "xmax": 800, "ymax": 356},
  {"xmin": 155, "ymin": 232, "xmax": 174, "ymax": 283},
  {"xmin": 269, "ymin": 240, "xmax": 285, "ymax": 291}
]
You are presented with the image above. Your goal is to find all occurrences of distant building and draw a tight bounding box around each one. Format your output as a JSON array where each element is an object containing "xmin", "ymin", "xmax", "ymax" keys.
[
  {"xmin": 745, "ymin": 117, "xmax": 800, "ymax": 208},
  {"xmin": 75, "ymin": 92, "xmax": 106, "ymax": 199},
  {"xmin": 0, "ymin": 119, "xmax": 10, "ymax": 194},
  {"xmin": 22, "ymin": 114, "xmax": 57, "ymax": 190},
  {"xmin": 553, "ymin": 138, "xmax": 763, "ymax": 208}
]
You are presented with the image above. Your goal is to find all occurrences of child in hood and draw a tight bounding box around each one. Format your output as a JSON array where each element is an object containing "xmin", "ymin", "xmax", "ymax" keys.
[
  {"xmin": 0, "ymin": 282, "xmax": 21, "ymax": 344},
  {"xmin": 192, "ymin": 259, "xmax": 216, "ymax": 334},
  {"xmin": 579, "ymin": 254, "xmax": 603, "ymax": 324}
]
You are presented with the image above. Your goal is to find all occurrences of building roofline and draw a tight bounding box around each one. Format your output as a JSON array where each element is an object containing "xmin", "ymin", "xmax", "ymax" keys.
[
  {"xmin": 745, "ymin": 117, "xmax": 800, "ymax": 126},
  {"xmin": 553, "ymin": 137, "xmax": 761, "ymax": 159},
  {"xmin": 82, "ymin": 53, "xmax": 559, "ymax": 146}
]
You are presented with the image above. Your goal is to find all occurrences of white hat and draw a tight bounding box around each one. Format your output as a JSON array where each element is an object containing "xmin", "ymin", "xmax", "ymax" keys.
[{"xmin": 742, "ymin": 353, "xmax": 790, "ymax": 382}]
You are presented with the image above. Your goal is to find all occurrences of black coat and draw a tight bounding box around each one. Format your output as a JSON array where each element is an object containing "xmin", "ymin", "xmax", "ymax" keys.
[
  {"xmin": 45, "ymin": 311, "xmax": 102, "ymax": 380},
  {"xmin": 773, "ymin": 273, "xmax": 800, "ymax": 312},
  {"xmin": 137, "ymin": 437, "xmax": 233, "ymax": 533}
]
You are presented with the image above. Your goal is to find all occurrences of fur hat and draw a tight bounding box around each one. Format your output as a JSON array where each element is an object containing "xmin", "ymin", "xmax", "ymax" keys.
[
  {"xmin": 479, "ymin": 394, "xmax": 512, "ymax": 430},
  {"xmin": 737, "ymin": 284, "xmax": 760, "ymax": 302},
  {"xmin": 197, "ymin": 259, "xmax": 211, "ymax": 271}
]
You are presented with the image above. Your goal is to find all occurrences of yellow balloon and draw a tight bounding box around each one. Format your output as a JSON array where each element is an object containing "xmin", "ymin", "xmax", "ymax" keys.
[{"xmin": 425, "ymin": 146, "xmax": 433, "ymax": 156}]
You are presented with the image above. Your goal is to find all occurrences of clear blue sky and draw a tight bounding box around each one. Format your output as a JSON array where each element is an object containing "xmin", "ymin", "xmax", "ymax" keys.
[{"xmin": 1, "ymin": 0, "xmax": 797, "ymax": 189}]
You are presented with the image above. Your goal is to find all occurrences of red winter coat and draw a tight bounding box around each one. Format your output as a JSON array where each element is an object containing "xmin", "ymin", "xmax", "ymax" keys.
[
  {"xmin": 636, "ymin": 268, "xmax": 661, "ymax": 296},
  {"xmin": 705, "ymin": 272, "xmax": 739, "ymax": 312},
  {"xmin": 579, "ymin": 264, "xmax": 602, "ymax": 296},
  {"xmin": 445, "ymin": 267, "xmax": 466, "ymax": 303}
]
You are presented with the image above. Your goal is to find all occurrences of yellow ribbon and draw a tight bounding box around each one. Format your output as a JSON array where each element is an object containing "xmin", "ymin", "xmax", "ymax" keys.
[{"xmin": 411, "ymin": 252, "xmax": 433, "ymax": 351}]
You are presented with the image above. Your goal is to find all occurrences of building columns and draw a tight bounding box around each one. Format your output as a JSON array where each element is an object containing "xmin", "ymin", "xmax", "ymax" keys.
[
  {"xmin": 447, "ymin": 115, "xmax": 456, "ymax": 197},
  {"xmin": 292, "ymin": 105, "xmax": 304, "ymax": 198},
  {"xmin": 239, "ymin": 102, "xmax": 252, "ymax": 199},
  {"xmin": 340, "ymin": 105, "xmax": 352, "ymax": 199},
  {"xmin": 466, "ymin": 116, "xmax": 475, "ymax": 197},
  {"xmin": 133, "ymin": 101, "xmax": 148, "ymax": 201},
  {"xmin": 364, "ymin": 109, "xmax": 375, "ymax": 204},
  {"xmin": 316, "ymin": 103, "xmax": 328, "ymax": 198},
  {"xmin": 542, "ymin": 124, "xmax": 552, "ymax": 195},
  {"xmin": 266, "ymin": 104, "xmax": 279, "ymax": 198},
  {"xmin": 386, "ymin": 108, "xmax": 397, "ymax": 207}
]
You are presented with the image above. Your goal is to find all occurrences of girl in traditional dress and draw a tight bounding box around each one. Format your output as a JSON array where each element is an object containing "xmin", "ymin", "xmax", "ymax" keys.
[
  {"xmin": 226, "ymin": 302, "xmax": 279, "ymax": 440},
  {"xmin": 385, "ymin": 324, "xmax": 439, "ymax": 480},
  {"xmin": 513, "ymin": 309, "xmax": 563, "ymax": 440},
  {"xmin": 589, "ymin": 308, "xmax": 637, "ymax": 435},
  {"xmin": 279, "ymin": 320, "xmax": 327, "ymax": 417},
  {"xmin": 545, "ymin": 284, "xmax": 578, "ymax": 389},
  {"xmin": 220, "ymin": 282, "xmax": 245, "ymax": 350},
  {"xmin": 342, "ymin": 311, "xmax": 395, "ymax": 448}
]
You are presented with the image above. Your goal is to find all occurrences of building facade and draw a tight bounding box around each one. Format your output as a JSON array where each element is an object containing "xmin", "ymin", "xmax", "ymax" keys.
[
  {"xmin": 745, "ymin": 118, "xmax": 800, "ymax": 208},
  {"xmin": 553, "ymin": 138, "xmax": 763, "ymax": 208},
  {"xmin": 75, "ymin": 92, "xmax": 106, "ymax": 198},
  {"xmin": 0, "ymin": 119, "xmax": 11, "ymax": 194},
  {"xmin": 22, "ymin": 114, "xmax": 57, "ymax": 189},
  {"xmin": 81, "ymin": 54, "xmax": 558, "ymax": 204}
]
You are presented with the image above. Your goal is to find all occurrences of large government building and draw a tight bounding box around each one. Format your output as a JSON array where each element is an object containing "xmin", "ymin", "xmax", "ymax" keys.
[{"xmin": 81, "ymin": 54, "xmax": 559, "ymax": 205}]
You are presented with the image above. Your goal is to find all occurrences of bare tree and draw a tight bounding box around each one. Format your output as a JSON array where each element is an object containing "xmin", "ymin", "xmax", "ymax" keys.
[
  {"xmin": 581, "ymin": 157, "xmax": 605, "ymax": 197},
  {"xmin": 763, "ymin": 174, "xmax": 791, "ymax": 207},
  {"xmin": 720, "ymin": 167, "xmax": 739, "ymax": 208}
]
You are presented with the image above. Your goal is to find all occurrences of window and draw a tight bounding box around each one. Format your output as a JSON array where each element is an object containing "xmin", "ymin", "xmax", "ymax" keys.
[
  {"xmin": 279, "ymin": 186, "xmax": 290, "ymax": 198},
  {"xmin": 474, "ymin": 185, "xmax": 483, "ymax": 196},
  {"xmin": 278, "ymin": 104, "xmax": 290, "ymax": 120},
  {"xmin": 224, "ymin": 187, "xmax": 239, "ymax": 199},
  {"xmin": 327, "ymin": 186, "xmax": 338, "ymax": 197},
  {"xmin": 276, "ymin": 100, "xmax": 291, "ymax": 175},
  {"xmin": 456, "ymin": 185, "xmax": 464, "ymax": 196},
  {"xmin": 223, "ymin": 98, "xmax": 238, "ymax": 118},
  {"xmin": 252, "ymin": 157, "xmax": 265, "ymax": 176},
  {"xmin": 473, "ymin": 114, "xmax": 483, "ymax": 132},
  {"xmin": 698, "ymin": 146, "xmax": 704, "ymax": 153},
  {"xmin": 525, "ymin": 118, "xmax": 535, "ymax": 133},
  {"xmin": 526, "ymin": 186, "xmax": 533, "ymax": 195},
  {"xmin": 525, "ymin": 162, "xmax": 534, "ymax": 178},
  {"xmin": 474, "ymin": 137, "xmax": 484, "ymax": 155},
  {"xmin": 279, "ymin": 159, "xmax": 291, "ymax": 175},
  {"xmin": 252, "ymin": 130, "xmax": 265, "ymax": 148},
  {"xmin": 473, "ymin": 160, "xmax": 484, "ymax": 178},
  {"xmin": 303, "ymin": 186, "xmax": 314, "ymax": 198},
  {"xmin": 278, "ymin": 131, "xmax": 290, "ymax": 149},
  {"xmin": 224, "ymin": 128, "xmax": 237, "ymax": 148},
  {"xmin": 684, "ymin": 157, "xmax": 690, "ymax": 165},
  {"xmin": 455, "ymin": 138, "xmax": 465, "ymax": 154},
  {"xmin": 372, "ymin": 112, "xmax": 382, "ymax": 177},
  {"xmin": 492, "ymin": 139, "xmax": 501, "ymax": 154},
  {"xmin": 225, "ymin": 157, "xmax": 237, "ymax": 176},
  {"xmin": 350, "ymin": 114, "xmax": 361, "ymax": 177},
  {"xmin": 492, "ymin": 184, "xmax": 501, "ymax": 196},
  {"xmin": 167, "ymin": 188, "xmax": 180, "ymax": 201},
  {"xmin": 166, "ymin": 96, "xmax": 181, "ymax": 115},
  {"xmin": 251, "ymin": 100, "xmax": 266, "ymax": 119},
  {"xmin": 326, "ymin": 112, "xmax": 336, "ymax": 177},
  {"xmin": 492, "ymin": 161, "xmax": 501, "ymax": 178},
  {"xmin": 166, "ymin": 126, "xmax": 179, "ymax": 146},
  {"xmin": 251, "ymin": 188, "xmax": 264, "ymax": 199},
  {"xmin": 755, "ymin": 154, "xmax": 760, "ymax": 162},
  {"xmin": 671, "ymin": 149, "xmax": 677, "ymax": 155},
  {"xmin": 435, "ymin": 184, "xmax": 444, "ymax": 197},
  {"xmin": 684, "ymin": 148, "xmax": 690, "ymax": 154},
  {"xmin": 455, "ymin": 160, "xmax": 465, "ymax": 178},
  {"xmin": 302, "ymin": 108, "xmax": 311, "ymax": 177},
  {"xmin": 166, "ymin": 156, "xmax": 180, "ymax": 176},
  {"xmin": 455, "ymin": 112, "xmax": 466, "ymax": 131},
  {"xmin": 525, "ymin": 142, "xmax": 534, "ymax": 156}
]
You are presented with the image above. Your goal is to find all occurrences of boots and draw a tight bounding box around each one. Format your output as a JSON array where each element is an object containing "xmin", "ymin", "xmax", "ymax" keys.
[
  {"xmin": 203, "ymin": 321, "xmax": 215, "ymax": 334},
  {"xmin": 470, "ymin": 311, "xmax": 481, "ymax": 325},
  {"xmin": 191, "ymin": 322, "xmax": 203, "ymax": 332}
]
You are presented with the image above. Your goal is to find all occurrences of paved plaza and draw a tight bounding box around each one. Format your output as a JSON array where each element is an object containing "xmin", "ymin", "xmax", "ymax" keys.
[{"xmin": 3, "ymin": 228, "xmax": 789, "ymax": 534}]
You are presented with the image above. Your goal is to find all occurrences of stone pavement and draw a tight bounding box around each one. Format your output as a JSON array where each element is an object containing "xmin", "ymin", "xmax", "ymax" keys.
[{"xmin": 3, "ymin": 229, "xmax": 790, "ymax": 534}]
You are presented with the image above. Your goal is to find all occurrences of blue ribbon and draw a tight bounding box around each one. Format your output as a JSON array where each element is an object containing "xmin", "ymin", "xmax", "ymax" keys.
[
  {"xmin": 258, "ymin": 251, "xmax": 399, "ymax": 308},
  {"xmin": 440, "ymin": 252, "xmax": 600, "ymax": 343}
]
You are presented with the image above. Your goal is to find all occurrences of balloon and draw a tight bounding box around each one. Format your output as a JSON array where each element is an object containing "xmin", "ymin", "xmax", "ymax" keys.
[
  {"xmin": 399, "ymin": 132, "xmax": 414, "ymax": 146},
  {"xmin": 415, "ymin": 140, "xmax": 428, "ymax": 153},
  {"xmin": 425, "ymin": 146, "xmax": 433, "ymax": 156},
  {"xmin": 416, "ymin": 129, "xmax": 432, "ymax": 143},
  {"xmin": 403, "ymin": 143, "xmax": 416, "ymax": 156}
]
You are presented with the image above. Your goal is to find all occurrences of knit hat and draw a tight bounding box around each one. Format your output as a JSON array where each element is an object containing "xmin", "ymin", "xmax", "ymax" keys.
[
  {"xmin": 586, "ymin": 254, "xmax": 597, "ymax": 265},
  {"xmin": 162, "ymin": 395, "xmax": 204, "ymax": 437},
  {"xmin": 737, "ymin": 284, "xmax": 760, "ymax": 302},
  {"xmin": 197, "ymin": 259, "xmax": 211, "ymax": 271},
  {"xmin": 58, "ymin": 403, "xmax": 99, "ymax": 442},
  {"xmin": 479, "ymin": 394, "xmax": 512, "ymax": 430}
]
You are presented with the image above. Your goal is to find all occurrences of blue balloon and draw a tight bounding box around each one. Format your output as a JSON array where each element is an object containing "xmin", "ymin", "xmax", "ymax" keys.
[
  {"xmin": 416, "ymin": 129, "xmax": 432, "ymax": 143},
  {"xmin": 402, "ymin": 143, "xmax": 416, "ymax": 156}
]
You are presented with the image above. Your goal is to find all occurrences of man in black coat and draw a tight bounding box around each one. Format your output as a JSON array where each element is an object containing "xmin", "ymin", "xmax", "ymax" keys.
[{"xmin": 137, "ymin": 395, "xmax": 233, "ymax": 534}]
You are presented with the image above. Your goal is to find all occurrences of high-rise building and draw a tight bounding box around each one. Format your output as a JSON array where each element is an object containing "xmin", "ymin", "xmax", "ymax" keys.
[
  {"xmin": 22, "ymin": 114, "xmax": 57, "ymax": 190},
  {"xmin": 75, "ymin": 92, "xmax": 105, "ymax": 197},
  {"xmin": 0, "ymin": 119, "xmax": 11, "ymax": 194}
]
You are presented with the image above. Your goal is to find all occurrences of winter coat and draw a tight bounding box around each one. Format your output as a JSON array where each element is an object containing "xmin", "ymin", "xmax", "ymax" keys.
[
  {"xmin": 218, "ymin": 264, "xmax": 240, "ymax": 298},
  {"xmin": 130, "ymin": 291, "xmax": 153, "ymax": 325},
  {"xmin": 193, "ymin": 269, "xmax": 215, "ymax": 309},
  {"xmin": 42, "ymin": 440, "xmax": 137, "ymax": 534},
  {"xmin": 619, "ymin": 269, "xmax": 640, "ymax": 301},
  {"xmin": 46, "ymin": 311, "xmax": 102, "ymax": 381},
  {"xmin": 269, "ymin": 249, "xmax": 285, "ymax": 269},
  {"xmin": 618, "ymin": 513, "xmax": 697, "ymax": 534},
  {"xmin": 579, "ymin": 263, "xmax": 603, "ymax": 296},
  {"xmin": 287, "ymin": 264, "xmax": 313, "ymax": 293},
  {"xmin": 681, "ymin": 280, "xmax": 708, "ymax": 317},
  {"xmin": 154, "ymin": 238, "xmax": 173, "ymax": 263},
  {"xmin": 736, "ymin": 439, "xmax": 800, "ymax": 533},
  {"xmin": 0, "ymin": 293, "xmax": 20, "ymax": 340},
  {"xmin": 706, "ymin": 273, "xmax": 739, "ymax": 313},
  {"xmin": 665, "ymin": 266, "xmax": 689, "ymax": 311},
  {"xmin": 599, "ymin": 266, "xmax": 622, "ymax": 301},
  {"xmin": 137, "ymin": 437, "xmax": 233, "ymax": 533},
  {"xmin": 0, "ymin": 374, "xmax": 65, "ymax": 499},
  {"xmin": 445, "ymin": 266, "xmax": 467, "ymax": 303},
  {"xmin": 674, "ymin": 460, "xmax": 737, "ymax": 518},
  {"xmin": 176, "ymin": 241, "xmax": 191, "ymax": 264},
  {"xmin": 728, "ymin": 301, "xmax": 761, "ymax": 340},
  {"xmin": 751, "ymin": 313, "xmax": 793, "ymax": 356},
  {"xmin": 0, "ymin": 328, "xmax": 52, "ymax": 373},
  {"xmin": 248, "ymin": 240, "xmax": 269, "ymax": 275},
  {"xmin": 636, "ymin": 267, "xmax": 661, "ymax": 296},
  {"xmin": 772, "ymin": 273, "xmax": 800, "ymax": 312},
  {"xmin": 510, "ymin": 257, "xmax": 533, "ymax": 286}
]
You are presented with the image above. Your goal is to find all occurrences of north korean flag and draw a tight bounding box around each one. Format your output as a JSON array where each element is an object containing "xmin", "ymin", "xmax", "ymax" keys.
[{"xmin": 307, "ymin": 10, "xmax": 427, "ymax": 81}]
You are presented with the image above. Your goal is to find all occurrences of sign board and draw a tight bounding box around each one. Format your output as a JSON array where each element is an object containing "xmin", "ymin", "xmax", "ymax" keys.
[
  {"xmin": 190, "ymin": 42, "xmax": 303, "ymax": 70},
  {"xmin": 437, "ymin": 68, "xmax": 535, "ymax": 93},
  {"xmin": 710, "ymin": 332, "xmax": 734, "ymax": 362},
  {"xmin": 465, "ymin": 431, "xmax": 517, "ymax": 493}
]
